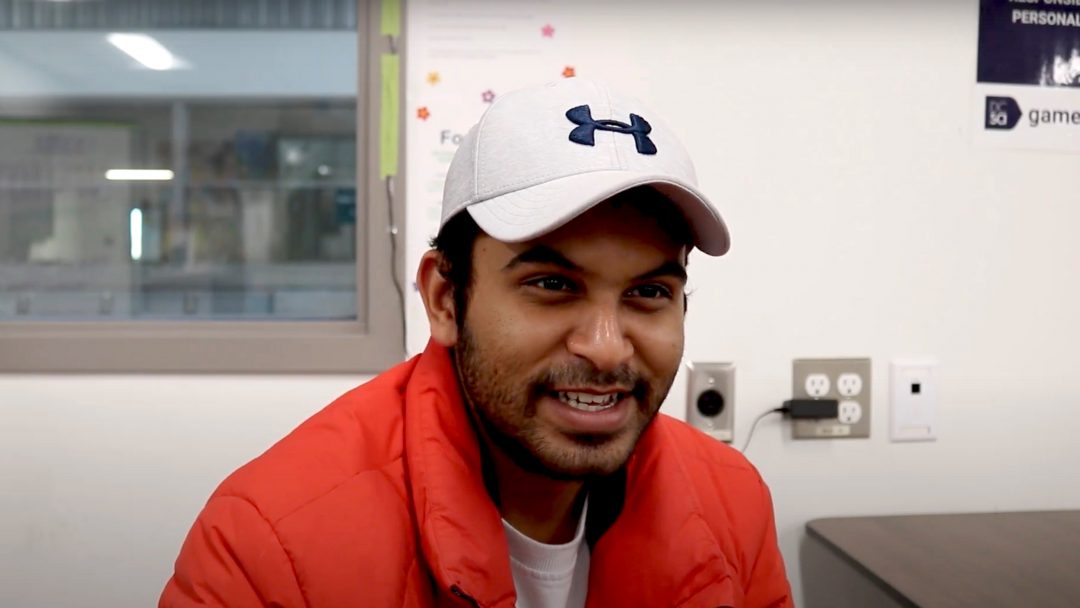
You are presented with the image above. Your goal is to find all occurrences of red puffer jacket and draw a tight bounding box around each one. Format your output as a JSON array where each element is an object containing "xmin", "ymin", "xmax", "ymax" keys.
[{"xmin": 160, "ymin": 341, "xmax": 792, "ymax": 607}]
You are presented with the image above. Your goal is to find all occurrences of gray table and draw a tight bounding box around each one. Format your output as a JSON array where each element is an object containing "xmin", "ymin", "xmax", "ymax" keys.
[{"xmin": 806, "ymin": 511, "xmax": 1080, "ymax": 608}]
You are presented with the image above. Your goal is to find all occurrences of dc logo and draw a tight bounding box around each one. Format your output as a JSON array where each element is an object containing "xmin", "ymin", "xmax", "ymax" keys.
[
  {"xmin": 566, "ymin": 105, "xmax": 657, "ymax": 155},
  {"xmin": 985, "ymin": 96, "xmax": 1021, "ymax": 130}
]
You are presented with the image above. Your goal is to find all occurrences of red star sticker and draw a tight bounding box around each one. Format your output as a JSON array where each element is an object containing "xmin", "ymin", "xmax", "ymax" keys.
[
  {"xmin": 481, "ymin": 90, "xmax": 495, "ymax": 103},
  {"xmin": 416, "ymin": 107, "xmax": 430, "ymax": 120},
  {"xmin": 541, "ymin": 24, "xmax": 555, "ymax": 38},
  {"xmin": 562, "ymin": 66, "xmax": 576, "ymax": 78}
]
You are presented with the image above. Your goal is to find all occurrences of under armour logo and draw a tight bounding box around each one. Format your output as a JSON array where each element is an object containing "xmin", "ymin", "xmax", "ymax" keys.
[{"xmin": 566, "ymin": 105, "xmax": 657, "ymax": 155}]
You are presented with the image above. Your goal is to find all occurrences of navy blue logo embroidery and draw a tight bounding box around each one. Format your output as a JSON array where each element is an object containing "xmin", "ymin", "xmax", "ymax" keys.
[{"xmin": 566, "ymin": 105, "xmax": 657, "ymax": 155}]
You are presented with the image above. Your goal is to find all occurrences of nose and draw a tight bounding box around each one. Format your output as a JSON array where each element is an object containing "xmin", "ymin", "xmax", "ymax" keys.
[{"xmin": 566, "ymin": 302, "xmax": 634, "ymax": 372}]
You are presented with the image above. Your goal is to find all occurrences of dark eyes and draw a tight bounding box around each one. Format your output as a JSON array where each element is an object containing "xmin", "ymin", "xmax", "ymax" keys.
[
  {"xmin": 530, "ymin": 276, "xmax": 576, "ymax": 292},
  {"xmin": 627, "ymin": 284, "xmax": 673, "ymax": 300},
  {"xmin": 525, "ymin": 276, "xmax": 673, "ymax": 300}
]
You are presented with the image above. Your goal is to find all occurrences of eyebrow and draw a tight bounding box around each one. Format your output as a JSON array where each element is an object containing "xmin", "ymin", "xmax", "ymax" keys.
[
  {"xmin": 502, "ymin": 245, "xmax": 582, "ymax": 272},
  {"xmin": 635, "ymin": 260, "xmax": 688, "ymax": 285},
  {"xmin": 503, "ymin": 245, "xmax": 687, "ymax": 284}
]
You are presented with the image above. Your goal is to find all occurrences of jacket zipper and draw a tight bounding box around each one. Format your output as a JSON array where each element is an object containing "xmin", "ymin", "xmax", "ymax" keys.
[{"xmin": 449, "ymin": 585, "xmax": 480, "ymax": 607}]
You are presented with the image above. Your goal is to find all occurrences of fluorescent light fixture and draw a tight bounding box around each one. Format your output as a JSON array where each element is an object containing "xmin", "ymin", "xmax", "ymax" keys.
[
  {"xmin": 107, "ymin": 33, "xmax": 177, "ymax": 70},
  {"xmin": 130, "ymin": 208, "xmax": 143, "ymax": 261},
  {"xmin": 106, "ymin": 169, "xmax": 174, "ymax": 181}
]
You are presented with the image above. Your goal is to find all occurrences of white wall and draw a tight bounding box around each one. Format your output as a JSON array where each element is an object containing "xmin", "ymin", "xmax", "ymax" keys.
[
  {"xmin": 3, "ymin": 2, "xmax": 1080, "ymax": 607},
  {"xmin": 651, "ymin": 0, "xmax": 1080, "ymax": 601},
  {"xmin": 657, "ymin": 0, "xmax": 1080, "ymax": 601},
  {"xmin": 0, "ymin": 374, "xmax": 365, "ymax": 607}
]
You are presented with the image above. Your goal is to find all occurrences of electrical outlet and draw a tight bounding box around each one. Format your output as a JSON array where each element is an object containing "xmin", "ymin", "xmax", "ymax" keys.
[
  {"xmin": 805, "ymin": 373, "xmax": 830, "ymax": 397},
  {"xmin": 837, "ymin": 400, "xmax": 862, "ymax": 424},
  {"xmin": 837, "ymin": 373, "xmax": 863, "ymax": 397},
  {"xmin": 686, "ymin": 362, "xmax": 735, "ymax": 442},
  {"xmin": 792, "ymin": 358, "xmax": 872, "ymax": 439}
]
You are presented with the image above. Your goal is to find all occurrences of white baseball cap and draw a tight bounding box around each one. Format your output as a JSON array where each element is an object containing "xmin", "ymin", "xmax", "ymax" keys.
[{"xmin": 440, "ymin": 78, "xmax": 730, "ymax": 256}]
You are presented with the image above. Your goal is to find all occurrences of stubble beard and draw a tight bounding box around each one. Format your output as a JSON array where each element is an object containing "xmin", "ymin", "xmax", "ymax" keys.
[{"xmin": 453, "ymin": 324, "xmax": 676, "ymax": 481}]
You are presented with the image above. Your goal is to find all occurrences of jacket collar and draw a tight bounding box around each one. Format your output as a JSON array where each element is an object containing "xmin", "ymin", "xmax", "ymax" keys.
[
  {"xmin": 403, "ymin": 341, "xmax": 735, "ymax": 607},
  {"xmin": 585, "ymin": 419, "xmax": 738, "ymax": 607},
  {"xmin": 403, "ymin": 341, "xmax": 516, "ymax": 607}
]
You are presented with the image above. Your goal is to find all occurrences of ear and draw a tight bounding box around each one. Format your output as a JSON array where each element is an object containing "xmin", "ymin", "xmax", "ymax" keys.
[{"xmin": 416, "ymin": 250, "xmax": 460, "ymax": 347}]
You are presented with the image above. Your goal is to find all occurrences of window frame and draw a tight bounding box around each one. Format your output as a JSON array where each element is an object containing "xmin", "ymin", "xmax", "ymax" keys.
[{"xmin": 0, "ymin": 0, "xmax": 406, "ymax": 373}]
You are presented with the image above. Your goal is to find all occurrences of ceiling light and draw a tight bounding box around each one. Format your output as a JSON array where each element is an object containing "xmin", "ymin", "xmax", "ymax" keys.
[
  {"xmin": 106, "ymin": 169, "xmax": 175, "ymax": 181},
  {"xmin": 107, "ymin": 33, "xmax": 177, "ymax": 71}
]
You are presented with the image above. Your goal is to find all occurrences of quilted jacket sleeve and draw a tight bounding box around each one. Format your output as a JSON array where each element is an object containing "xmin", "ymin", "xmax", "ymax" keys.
[
  {"xmin": 160, "ymin": 496, "xmax": 306, "ymax": 608},
  {"xmin": 743, "ymin": 479, "xmax": 793, "ymax": 608}
]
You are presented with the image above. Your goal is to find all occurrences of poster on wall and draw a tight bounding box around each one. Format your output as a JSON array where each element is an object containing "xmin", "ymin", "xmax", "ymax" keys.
[{"xmin": 974, "ymin": 0, "xmax": 1080, "ymax": 153}]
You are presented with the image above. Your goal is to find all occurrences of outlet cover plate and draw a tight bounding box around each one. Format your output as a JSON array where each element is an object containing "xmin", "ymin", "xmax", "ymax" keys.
[
  {"xmin": 792, "ymin": 358, "xmax": 871, "ymax": 439},
  {"xmin": 686, "ymin": 362, "xmax": 735, "ymax": 442},
  {"xmin": 890, "ymin": 359, "xmax": 937, "ymax": 442}
]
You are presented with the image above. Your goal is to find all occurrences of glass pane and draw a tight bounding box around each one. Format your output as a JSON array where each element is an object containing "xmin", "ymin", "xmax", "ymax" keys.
[{"xmin": 0, "ymin": 2, "xmax": 361, "ymax": 321}]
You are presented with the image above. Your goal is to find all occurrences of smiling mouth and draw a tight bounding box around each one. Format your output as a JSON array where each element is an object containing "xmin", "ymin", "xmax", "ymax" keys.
[{"xmin": 555, "ymin": 391, "xmax": 625, "ymax": 412}]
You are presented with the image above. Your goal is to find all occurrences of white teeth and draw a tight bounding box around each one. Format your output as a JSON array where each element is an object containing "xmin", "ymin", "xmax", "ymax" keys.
[{"xmin": 557, "ymin": 391, "xmax": 621, "ymax": 412}]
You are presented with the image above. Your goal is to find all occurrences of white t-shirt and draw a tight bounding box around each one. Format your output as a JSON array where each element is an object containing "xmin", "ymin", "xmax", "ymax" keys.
[{"xmin": 501, "ymin": 499, "xmax": 590, "ymax": 608}]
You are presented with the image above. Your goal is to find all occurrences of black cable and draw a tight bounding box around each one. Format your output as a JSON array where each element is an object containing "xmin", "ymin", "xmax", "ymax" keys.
[
  {"xmin": 381, "ymin": 26, "xmax": 405, "ymax": 358},
  {"xmin": 741, "ymin": 407, "xmax": 787, "ymax": 454},
  {"xmin": 385, "ymin": 176, "xmax": 407, "ymax": 357}
]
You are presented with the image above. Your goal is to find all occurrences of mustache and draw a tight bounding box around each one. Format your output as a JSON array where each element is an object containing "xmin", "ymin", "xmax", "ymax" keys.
[{"xmin": 531, "ymin": 363, "xmax": 647, "ymax": 397}]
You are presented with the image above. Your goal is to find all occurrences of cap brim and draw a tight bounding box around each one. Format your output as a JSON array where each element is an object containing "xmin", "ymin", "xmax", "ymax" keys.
[{"xmin": 465, "ymin": 170, "xmax": 730, "ymax": 256}]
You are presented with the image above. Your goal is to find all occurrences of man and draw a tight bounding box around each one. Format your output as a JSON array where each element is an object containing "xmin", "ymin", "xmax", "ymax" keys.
[{"xmin": 161, "ymin": 79, "xmax": 792, "ymax": 607}]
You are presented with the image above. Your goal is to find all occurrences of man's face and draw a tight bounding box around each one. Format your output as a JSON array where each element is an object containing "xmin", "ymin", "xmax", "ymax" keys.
[{"xmin": 454, "ymin": 199, "xmax": 688, "ymax": 479}]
